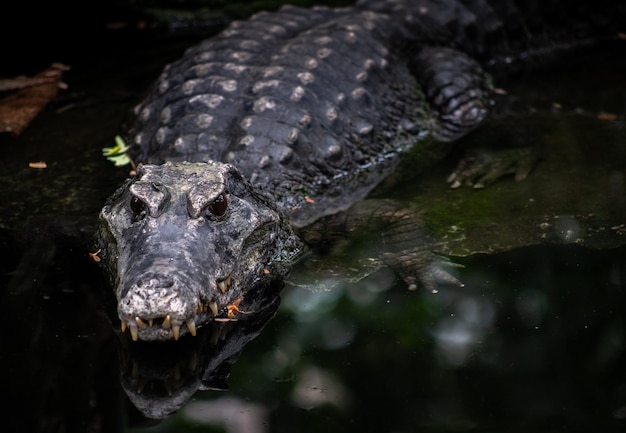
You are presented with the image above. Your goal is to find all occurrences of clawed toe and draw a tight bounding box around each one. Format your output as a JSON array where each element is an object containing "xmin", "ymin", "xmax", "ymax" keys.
[{"xmin": 413, "ymin": 255, "xmax": 465, "ymax": 294}]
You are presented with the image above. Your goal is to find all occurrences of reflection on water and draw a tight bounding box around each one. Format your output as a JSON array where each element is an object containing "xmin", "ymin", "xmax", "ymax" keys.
[
  {"xmin": 2, "ymin": 233, "xmax": 626, "ymax": 432},
  {"xmin": 122, "ymin": 245, "xmax": 626, "ymax": 432}
]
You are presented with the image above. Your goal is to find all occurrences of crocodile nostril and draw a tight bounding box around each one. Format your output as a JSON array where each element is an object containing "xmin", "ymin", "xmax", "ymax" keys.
[
  {"xmin": 150, "ymin": 276, "xmax": 175, "ymax": 288},
  {"xmin": 136, "ymin": 274, "xmax": 175, "ymax": 289}
]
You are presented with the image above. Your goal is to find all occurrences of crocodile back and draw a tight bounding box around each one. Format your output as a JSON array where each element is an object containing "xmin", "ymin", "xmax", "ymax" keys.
[{"xmin": 128, "ymin": 5, "xmax": 440, "ymax": 227}]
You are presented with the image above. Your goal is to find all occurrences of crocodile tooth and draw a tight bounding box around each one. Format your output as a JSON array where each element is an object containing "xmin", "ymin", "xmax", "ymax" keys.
[
  {"xmin": 121, "ymin": 321, "xmax": 127, "ymax": 333},
  {"xmin": 172, "ymin": 323, "xmax": 181, "ymax": 340},
  {"xmin": 136, "ymin": 317, "xmax": 148, "ymax": 329},
  {"xmin": 197, "ymin": 302, "xmax": 204, "ymax": 313},
  {"xmin": 217, "ymin": 274, "xmax": 232, "ymax": 293},
  {"xmin": 186, "ymin": 319, "xmax": 197, "ymax": 336},
  {"xmin": 162, "ymin": 315, "xmax": 171, "ymax": 329},
  {"xmin": 148, "ymin": 319, "xmax": 154, "ymax": 327},
  {"xmin": 209, "ymin": 301, "xmax": 218, "ymax": 316},
  {"xmin": 129, "ymin": 322, "xmax": 139, "ymax": 341},
  {"xmin": 217, "ymin": 279, "xmax": 228, "ymax": 293}
]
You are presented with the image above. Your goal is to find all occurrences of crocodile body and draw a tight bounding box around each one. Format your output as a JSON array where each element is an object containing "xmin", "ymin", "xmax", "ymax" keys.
[
  {"xmin": 125, "ymin": 3, "xmax": 492, "ymax": 226},
  {"xmin": 98, "ymin": 0, "xmax": 623, "ymax": 341}
]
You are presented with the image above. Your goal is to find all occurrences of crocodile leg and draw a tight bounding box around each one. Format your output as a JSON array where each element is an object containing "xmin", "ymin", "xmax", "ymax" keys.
[
  {"xmin": 411, "ymin": 46, "xmax": 493, "ymax": 143},
  {"xmin": 447, "ymin": 146, "xmax": 539, "ymax": 188},
  {"xmin": 412, "ymin": 46, "xmax": 542, "ymax": 188}
]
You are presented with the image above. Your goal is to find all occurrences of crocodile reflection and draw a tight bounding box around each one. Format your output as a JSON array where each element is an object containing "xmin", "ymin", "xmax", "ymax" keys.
[{"xmin": 117, "ymin": 281, "xmax": 282, "ymax": 419}]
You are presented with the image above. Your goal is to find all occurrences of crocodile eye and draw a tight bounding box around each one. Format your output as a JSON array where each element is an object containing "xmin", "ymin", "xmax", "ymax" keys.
[
  {"xmin": 205, "ymin": 193, "xmax": 228, "ymax": 218},
  {"xmin": 130, "ymin": 196, "xmax": 147, "ymax": 219}
]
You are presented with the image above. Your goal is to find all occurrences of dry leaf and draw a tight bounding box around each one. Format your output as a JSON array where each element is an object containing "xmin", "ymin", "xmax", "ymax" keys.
[
  {"xmin": 0, "ymin": 76, "xmax": 56, "ymax": 92},
  {"xmin": 597, "ymin": 111, "xmax": 618, "ymax": 121},
  {"xmin": 0, "ymin": 63, "xmax": 70, "ymax": 136},
  {"xmin": 28, "ymin": 161, "xmax": 47, "ymax": 169}
]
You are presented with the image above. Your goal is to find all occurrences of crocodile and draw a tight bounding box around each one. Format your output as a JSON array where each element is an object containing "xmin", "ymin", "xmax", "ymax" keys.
[{"xmin": 97, "ymin": 0, "xmax": 624, "ymax": 341}]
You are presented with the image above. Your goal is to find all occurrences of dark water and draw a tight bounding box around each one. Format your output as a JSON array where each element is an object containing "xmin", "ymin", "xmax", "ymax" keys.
[{"xmin": 1, "ymin": 2, "xmax": 626, "ymax": 432}]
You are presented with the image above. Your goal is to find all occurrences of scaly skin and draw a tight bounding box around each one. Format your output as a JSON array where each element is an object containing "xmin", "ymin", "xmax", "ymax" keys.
[
  {"xmin": 125, "ymin": 4, "xmax": 491, "ymax": 226},
  {"xmin": 97, "ymin": 0, "xmax": 623, "ymax": 341}
]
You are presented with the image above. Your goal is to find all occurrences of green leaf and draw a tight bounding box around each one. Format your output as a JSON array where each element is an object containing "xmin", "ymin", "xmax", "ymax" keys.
[
  {"xmin": 102, "ymin": 136, "xmax": 131, "ymax": 166},
  {"xmin": 107, "ymin": 154, "xmax": 131, "ymax": 167}
]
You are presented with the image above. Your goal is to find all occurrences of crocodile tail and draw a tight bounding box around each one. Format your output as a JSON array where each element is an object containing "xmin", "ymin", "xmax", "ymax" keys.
[{"xmin": 357, "ymin": 0, "xmax": 626, "ymax": 65}]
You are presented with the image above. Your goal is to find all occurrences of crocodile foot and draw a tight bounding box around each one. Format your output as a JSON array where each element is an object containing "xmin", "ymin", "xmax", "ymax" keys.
[
  {"xmin": 382, "ymin": 249, "xmax": 465, "ymax": 293},
  {"xmin": 447, "ymin": 147, "xmax": 539, "ymax": 188}
]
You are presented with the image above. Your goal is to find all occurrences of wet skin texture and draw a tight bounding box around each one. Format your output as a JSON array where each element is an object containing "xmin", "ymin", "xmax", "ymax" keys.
[{"xmin": 97, "ymin": 0, "xmax": 622, "ymax": 340}]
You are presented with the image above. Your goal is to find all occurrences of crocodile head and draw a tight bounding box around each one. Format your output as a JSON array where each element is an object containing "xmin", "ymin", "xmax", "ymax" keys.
[{"xmin": 98, "ymin": 161, "xmax": 303, "ymax": 341}]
